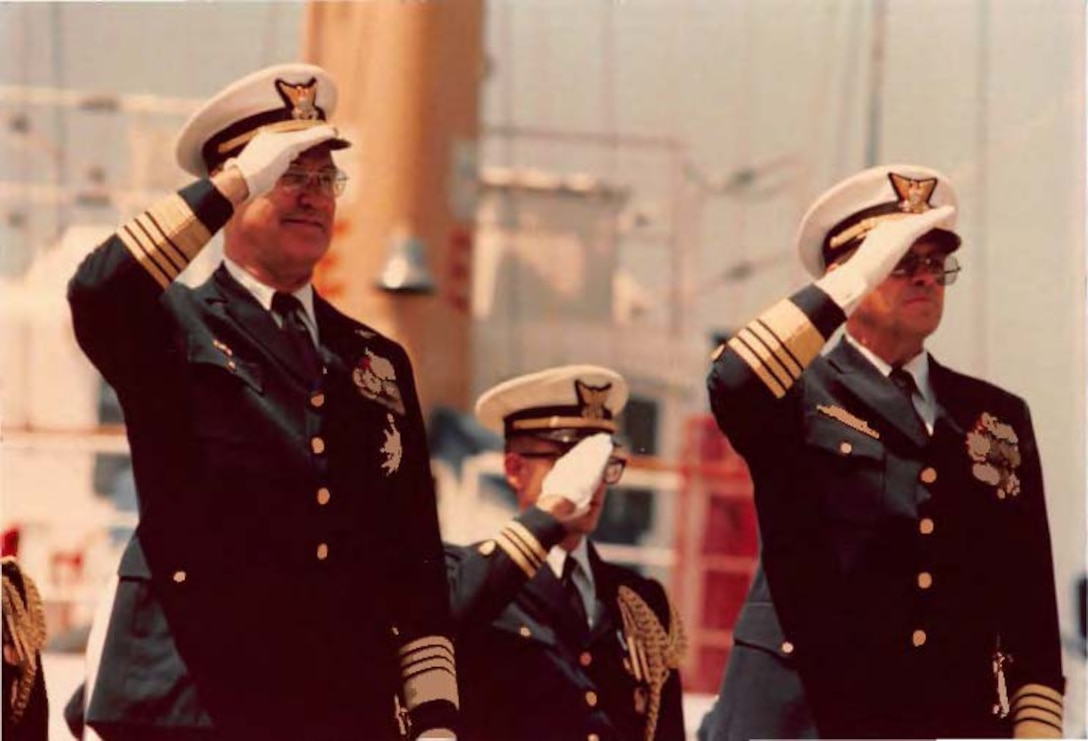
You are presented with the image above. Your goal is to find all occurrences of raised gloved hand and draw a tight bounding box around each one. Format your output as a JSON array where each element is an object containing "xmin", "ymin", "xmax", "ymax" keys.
[
  {"xmin": 536, "ymin": 433, "xmax": 613, "ymax": 520},
  {"xmin": 815, "ymin": 204, "xmax": 955, "ymax": 314},
  {"xmin": 224, "ymin": 124, "xmax": 339, "ymax": 202}
]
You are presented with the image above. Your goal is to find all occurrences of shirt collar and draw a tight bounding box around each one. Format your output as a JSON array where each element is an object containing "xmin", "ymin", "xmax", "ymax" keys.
[
  {"xmin": 223, "ymin": 256, "xmax": 317, "ymax": 333},
  {"xmin": 546, "ymin": 537, "xmax": 593, "ymax": 585},
  {"xmin": 844, "ymin": 332, "xmax": 934, "ymax": 406}
]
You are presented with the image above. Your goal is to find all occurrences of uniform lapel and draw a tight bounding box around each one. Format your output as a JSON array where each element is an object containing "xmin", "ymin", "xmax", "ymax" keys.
[
  {"xmin": 207, "ymin": 265, "xmax": 315, "ymax": 385},
  {"xmin": 521, "ymin": 560, "xmax": 589, "ymax": 644},
  {"xmin": 586, "ymin": 544, "xmax": 619, "ymax": 645},
  {"xmin": 313, "ymin": 294, "xmax": 352, "ymax": 376},
  {"xmin": 927, "ymin": 357, "xmax": 969, "ymax": 438},
  {"xmin": 825, "ymin": 340, "xmax": 929, "ymax": 449}
]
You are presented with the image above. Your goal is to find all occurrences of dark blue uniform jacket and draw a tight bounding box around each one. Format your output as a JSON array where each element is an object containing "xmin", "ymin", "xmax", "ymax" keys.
[
  {"xmin": 702, "ymin": 284, "xmax": 1064, "ymax": 740},
  {"xmin": 67, "ymin": 181, "xmax": 458, "ymax": 740},
  {"xmin": 446, "ymin": 507, "xmax": 686, "ymax": 741}
]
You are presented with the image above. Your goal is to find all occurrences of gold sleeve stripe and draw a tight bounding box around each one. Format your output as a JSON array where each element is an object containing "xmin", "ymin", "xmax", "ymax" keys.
[
  {"xmin": 147, "ymin": 194, "xmax": 212, "ymax": 261},
  {"xmin": 136, "ymin": 212, "xmax": 188, "ymax": 269},
  {"xmin": 496, "ymin": 531, "xmax": 537, "ymax": 578},
  {"xmin": 727, "ymin": 337, "xmax": 787, "ymax": 399},
  {"xmin": 116, "ymin": 194, "xmax": 213, "ymax": 288},
  {"xmin": 397, "ymin": 635, "xmax": 455, "ymax": 659},
  {"xmin": 403, "ymin": 656, "xmax": 457, "ymax": 680},
  {"xmin": 396, "ymin": 636, "xmax": 458, "ymax": 710},
  {"xmin": 752, "ymin": 319, "xmax": 803, "ymax": 377},
  {"xmin": 1013, "ymin": 715, "xmax": 1063, "ymax": 737},
  {"xmin": 400, "ymin": 646, "xmax": 456, "ymax": 673},
  {"xmin": 118, "ymin": 225, "xmax": 172, "ymax": 288},
  {"xmin": 736, "ymin": 328, "xmax": 794, "ymax": 389},
  {"xmin": 1012, "ymin": 684, "xmax": 1064, "ymax": 707},
  {"xmin": 1012, "ymin": 695, "xmax": 1063, "ymax": 716},
  {"xmin": 1013, "ymin": 705, "xmax": 1062, "ymax": 725},
  {"xmin": 129, "ymin": 218, "xmax": 183, "ymax": 281},
  {"xmin": 499, "ymin": 525, "xmax": 541, "ymax": 570},
  {"xmin": 402, "ymin": 664, "xmax": 459, "ymax": 711},
  {"xmin": 759, "ymin": 299, "xmax": 825, "ymax": 368},
  {"xmin": 505, "ymin": 521, "xmax": 547, "ymax": 566}
]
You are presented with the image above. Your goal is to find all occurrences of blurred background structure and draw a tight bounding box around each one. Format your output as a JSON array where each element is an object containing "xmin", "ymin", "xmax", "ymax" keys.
[{"xmin": 1, "ymin": 2, "xmax": 1085, "ymax": 738}]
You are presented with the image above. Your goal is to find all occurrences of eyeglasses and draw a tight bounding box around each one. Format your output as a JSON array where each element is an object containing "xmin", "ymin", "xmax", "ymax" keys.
[
  {"xmin": 889, "ymin": 253, "xmax": 961, "ymax": 286},
  {"xmin": 277, "ymin": 167, "xmax": 348, "ymax": 198},
  {"xmin": 517, "ymin": 451, "xmax": 628, "ymax": 485}
]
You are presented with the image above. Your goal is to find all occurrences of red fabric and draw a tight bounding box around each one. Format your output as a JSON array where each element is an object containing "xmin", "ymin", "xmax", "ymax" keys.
[{"xmin": 1, "ymin": 527, "xmax": 20, "ymax": 557}]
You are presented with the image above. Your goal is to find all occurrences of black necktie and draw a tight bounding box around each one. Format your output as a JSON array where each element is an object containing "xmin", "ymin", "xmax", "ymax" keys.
[
  {"xmin": 561, "ymin": 558, "xmax": 589, "ymax": 633},
  {"xmin": 889, "ymin": 366, "xmax": 926, "ymax": 433},
  {"xmin": 272, "ymin": 292, "xmax": 321, "ymax": 384}
]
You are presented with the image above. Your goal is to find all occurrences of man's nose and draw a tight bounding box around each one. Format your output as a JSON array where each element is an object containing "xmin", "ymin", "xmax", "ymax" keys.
[{"xmin": 911, "ymin": 268, "xmax": 939, "ymax": 286}]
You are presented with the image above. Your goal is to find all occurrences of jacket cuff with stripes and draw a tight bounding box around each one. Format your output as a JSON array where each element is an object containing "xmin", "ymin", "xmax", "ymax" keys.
[
  {"xmin": 711, "ymin": 284, "xmax": 845, "ymax": 400},
  {"xmin": 1009, "ymin": 682, "xmax": 1064, "ymax": 738},
  {"xmin": 397, "ymin": 634, "xmax": 459, "ymax": 738},
  {"xmin": 115, "ymin": 179, "xmax": 233, "ymax": 288},
  {"xmin": 489, "ymin": 506, "xmax": 568, "ymax": 579}
]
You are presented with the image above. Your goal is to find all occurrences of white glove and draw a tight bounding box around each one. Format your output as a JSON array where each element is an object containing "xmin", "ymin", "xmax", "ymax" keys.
[
  {"xmin": 538, "ymin": 433, "xmax": 613, "ymax": 518},
  {"xmin": 224, "ymin": 124, "xmax": 338, "ymax": 201},
  {"xmin": 815, "ymin": 204, "xmax": 955, "ymax": 314}
]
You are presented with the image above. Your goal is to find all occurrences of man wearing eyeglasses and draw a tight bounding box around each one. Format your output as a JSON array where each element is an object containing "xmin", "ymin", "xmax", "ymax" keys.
[
  {"xmin": 701, "ymin": 165, "xmax": 1064, "ymax": 740},
  {"xmin": 445, "ymin": 365, "xmax": 686, "ymax": 740},
  {"xmin": 67, "ymin": 64, "xmax": 458, "ymax": 740}
]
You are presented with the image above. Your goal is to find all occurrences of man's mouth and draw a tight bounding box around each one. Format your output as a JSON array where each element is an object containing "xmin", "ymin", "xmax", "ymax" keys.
[{"xmin": 282, "ymin": 215, "xmax": 328, "ymax": 233}]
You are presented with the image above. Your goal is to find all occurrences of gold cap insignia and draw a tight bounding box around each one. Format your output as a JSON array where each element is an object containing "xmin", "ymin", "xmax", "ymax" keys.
[
  {"xmin": 275, "ymin": 78, "xmax": 320, "ymax": 122},
  {"xmin": 889, "ymin": 173, "xmax": 938, "ymax": 214},
  {"xmin": 575, "ymin": 379, "xmax": 612, "ymax": 421}
]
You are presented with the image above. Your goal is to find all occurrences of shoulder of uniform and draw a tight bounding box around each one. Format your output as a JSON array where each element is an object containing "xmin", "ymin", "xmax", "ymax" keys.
[
  {"xmin": 317, "ymin": 301, "xmax": 404, "ymax": 352},
  {"xmin": 932, "ymin": 360, "xmax": 1027, "ymax": 412},
  {"xmin": 611, "ymin": 569, "xmax": 688, "ymax": 670},
  {"xmin": 606, "ymin": 563, "xmax": 670, "ymax": 617}
]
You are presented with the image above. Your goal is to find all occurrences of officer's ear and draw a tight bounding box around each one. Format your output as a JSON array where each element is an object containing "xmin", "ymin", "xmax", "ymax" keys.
[{"xmin": 502, "ymin": 451, "xmax": 525, "ymax": 491}]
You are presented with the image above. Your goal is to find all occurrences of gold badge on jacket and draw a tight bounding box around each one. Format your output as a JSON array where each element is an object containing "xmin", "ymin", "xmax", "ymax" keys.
[
  {"xmin": 380, "ymin": 413, "xmax": 403, "ymax": 476},
  {"xmin": 616, "ymin": 586, "xmax": 686, "ymax": 741},
  {"xmin": 352, "ymin": 349, "xmax": 406, "ymax": 416},
  {"xmin": 816, "ymin": 404, "xmax": 880, "ymax": 439},
  {"xmin": 965, "ymin": 412, "xmax": 1021, "ymax": 499}
]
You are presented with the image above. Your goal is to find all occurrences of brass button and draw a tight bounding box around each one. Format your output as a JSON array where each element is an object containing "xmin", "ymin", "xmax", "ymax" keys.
[
  {"xmin": 310, "ymin": 392, "xmax": 326, "ymax": 409},
  {"xmin": 519, "ymin": 626, "xmax": 531, "ymax": 638},
  {"xmin": 316, "ymin": 487, "xmax": 331, "ymax": 506},
  {"xmin": 588, "ymin": 735, "xmax": 600, "ymax": 741},
  {"xmin": 579, "ymin": 651, "xmax": 592, "ymax": 667},
  {"xmin": 478, "ymin": 540, "xmax": 497, "ymax": 556},
  {"xmin": 585, "ymin": 690, "xmax": 598, "ymax": 707},
  {"xmin": 912, "ymin": 629, "xmax": 927, "ymax": 647},
  {"xmin": 919, "ymin": 467, "xmax": 937, "ymax": 484},
  {"xmin": 311, "ymin": 436, "xmax": 326, "ymax": 454},
  {"xmin": 919, "ymin": 518, "xmax": 935, "ymax": 535},
  {"xmin": 780, "ymin": 641, "xmax": 795, "ymax": 655},
  {"xmin": 213, "ymin": 340, "xmax": 232, "ymax": 356},
  {"xmin": 172, "ymin": 570, "xmax": 187, "ymax": 583},
  {"xmin": 391, "ymin": 625, "xmax": 400, "ymax": 637},
  {"xmin": 226, "ymin": 360, "xmax": 237, "ymax": 372},
  {"xmin": 316, "ymin": 543, "xmax": 329, "ymax": 560},
  {"xmin": 838, "ymin": 441, "xmax": 853, "ymax": 455},
  {"xmin": 917, "ymin": 572, "xmax": 933, "ymax": 589}
]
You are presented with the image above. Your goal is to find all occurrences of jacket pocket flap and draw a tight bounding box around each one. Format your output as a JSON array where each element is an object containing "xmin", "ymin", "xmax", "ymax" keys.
[
  {"xmin": 804, "ymin": 409, "xmax": 884, "ymax": 461},
  {"xmin": 117, "ymin": 536, "xmax": 152, "ymax": 579},
  {"xmin": 187, "ymin": 341, "xmax": 263, "ymax": 393},
  {"xmin": 732, "ymin": 602, "xmax": 796, "ymax": 659}
]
